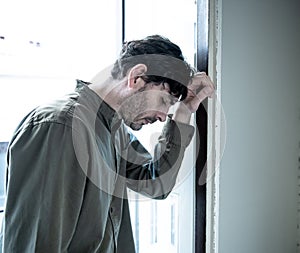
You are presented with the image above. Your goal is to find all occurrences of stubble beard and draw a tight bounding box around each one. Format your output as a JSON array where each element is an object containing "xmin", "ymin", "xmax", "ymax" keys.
[{"xmin": 118, "ymin": 92, "xmax": 148, "ymax": 131}]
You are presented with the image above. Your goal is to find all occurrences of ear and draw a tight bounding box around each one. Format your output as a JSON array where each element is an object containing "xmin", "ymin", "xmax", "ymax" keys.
[{"xmin": 127, "ymin": 64, "xmax": 147, "ymax": 89}]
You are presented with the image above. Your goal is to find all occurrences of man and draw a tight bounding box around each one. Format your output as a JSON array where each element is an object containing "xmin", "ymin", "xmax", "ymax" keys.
[{"xmin": 0, "ymin": 35, "xmax": 214, "ymax": 252}]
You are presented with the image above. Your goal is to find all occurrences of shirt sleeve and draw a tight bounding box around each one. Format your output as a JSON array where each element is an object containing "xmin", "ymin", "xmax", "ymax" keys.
[
  {"xmin": 1, "ymin": 121, "xmax": 87, "ymax": 253},
  {"xmin": 125, "ymin": 117, "xmax": 195, "ymax": 199}
]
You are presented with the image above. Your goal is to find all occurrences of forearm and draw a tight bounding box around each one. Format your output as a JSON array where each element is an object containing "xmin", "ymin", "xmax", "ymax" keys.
[
  {"xmin": 172, "ymin": 103, "xmax": 192, "ymax": 125},
  {"xmin": 126, "ymin": 118, "xmax": 195, "ymax": 199}
]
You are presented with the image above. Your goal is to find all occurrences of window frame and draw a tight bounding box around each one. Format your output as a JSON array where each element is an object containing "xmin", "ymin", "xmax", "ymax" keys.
[{"xmin": 195, "ymin": 0, "xmax": 209, "ymax": 251}]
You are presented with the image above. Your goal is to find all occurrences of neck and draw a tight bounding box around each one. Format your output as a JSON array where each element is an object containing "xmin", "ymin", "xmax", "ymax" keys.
[{"xmin": 88, "ymin": 76, "xmax": 127, "ymax": 112}]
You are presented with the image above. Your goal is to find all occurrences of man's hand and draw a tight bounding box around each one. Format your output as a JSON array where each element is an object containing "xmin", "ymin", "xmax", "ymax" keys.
[
  {"xmin": 183, "ymin": 72, "xmax": 215, "ymax": 113},
  {"xmin": 173, "ymin": 72, "xmax": 215, "ymax": 124}
]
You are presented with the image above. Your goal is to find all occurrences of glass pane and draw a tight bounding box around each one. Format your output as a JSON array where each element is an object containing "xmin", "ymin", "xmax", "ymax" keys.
[
  {"xmin": 0, "ymin": 0, "xmax": 122, "ymax": 142},
  {"xmin": 125, "ymin": 0, "xmax": 197, "ymax": 252}
]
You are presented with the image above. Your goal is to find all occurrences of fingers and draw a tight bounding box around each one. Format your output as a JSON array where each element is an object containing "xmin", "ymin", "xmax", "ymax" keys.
[
  {"xmin": 182, "ymin": 72, "xmax": 216, "ymax": 112},
  {"xmin": 189, "ymin": 72, "xmax": 215, "ymax": 98}
]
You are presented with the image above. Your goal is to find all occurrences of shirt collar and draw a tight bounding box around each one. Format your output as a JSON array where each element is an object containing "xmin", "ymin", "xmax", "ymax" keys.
[{"xmin": 75, "ymin": 79, "xmax": 122, "ymax": 131}]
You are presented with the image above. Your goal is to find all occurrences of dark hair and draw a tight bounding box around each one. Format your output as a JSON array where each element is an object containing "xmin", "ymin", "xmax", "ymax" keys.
[{"xmin": 111, "ymin": 35, "xmax": 195, "ymax": 101}]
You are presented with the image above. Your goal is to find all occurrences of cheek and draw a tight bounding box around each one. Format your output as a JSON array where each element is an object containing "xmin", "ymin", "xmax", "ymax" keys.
[
  {"xmin": 157, "ymin": 96, "xmax": 171, "ymax": 112},
  {"xmin": 132, "ymin": 91, "xmax": 169, "ymax": 115},
  {"xmin": 149, "ymin": 94, "xmax": 164, "ymax": 108}
]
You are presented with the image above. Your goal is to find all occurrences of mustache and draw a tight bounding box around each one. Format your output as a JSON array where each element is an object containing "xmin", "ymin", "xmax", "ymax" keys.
[
  {"xmin": 133, "ymin": 115, "xmax": 157, "ymax": 124},
  {"xmin": 145, "ymin": 117, "xmax": 157, "ymax": 124}
]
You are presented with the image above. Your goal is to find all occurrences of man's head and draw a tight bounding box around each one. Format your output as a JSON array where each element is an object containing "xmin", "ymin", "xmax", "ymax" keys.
[{"xmin": 111, "ymin": 35, "xmax": 194, "ymax": 130}]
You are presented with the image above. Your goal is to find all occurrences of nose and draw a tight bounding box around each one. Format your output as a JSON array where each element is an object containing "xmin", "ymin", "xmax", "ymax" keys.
[{"xmin": 156, "ymin": 112, "xmax": 167, "ymax": 122}]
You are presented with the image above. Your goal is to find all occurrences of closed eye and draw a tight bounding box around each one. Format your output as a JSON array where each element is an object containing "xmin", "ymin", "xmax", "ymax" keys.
[
  {"xmin": 161, "ymin": 82, "xmax": 179, "ymax": 105},
  {"xmin": 161, "ymin": 94, "xmax": 169, "ymax": 106},
  {"xmin": 161, "ymin": 93, "xmax": 178, "ymax": 106}
]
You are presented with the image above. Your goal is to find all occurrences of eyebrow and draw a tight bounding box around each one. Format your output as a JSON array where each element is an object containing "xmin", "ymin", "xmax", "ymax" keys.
[{"xmin": 161, "ymin": 80, "xmax": 187, "ymax": 102}]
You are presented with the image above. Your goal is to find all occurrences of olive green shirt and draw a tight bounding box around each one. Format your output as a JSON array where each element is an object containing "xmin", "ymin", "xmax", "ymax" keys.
[{"xmin": 0, "ymin": 80, "xmax": 194, "ymax": 253}]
